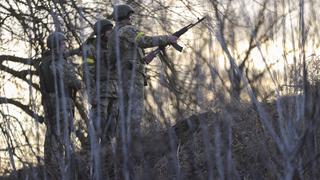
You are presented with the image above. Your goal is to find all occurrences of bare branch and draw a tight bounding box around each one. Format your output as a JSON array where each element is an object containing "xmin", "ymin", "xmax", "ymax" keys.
[{"xmin": 0, "ymin": 97, "xmax": 44, "ymax": 123}]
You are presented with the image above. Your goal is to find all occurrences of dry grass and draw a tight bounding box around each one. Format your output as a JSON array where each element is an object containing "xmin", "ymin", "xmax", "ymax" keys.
[{"xmin": 2, "ymin": 95, "xmax": 320, "ymax": 179}]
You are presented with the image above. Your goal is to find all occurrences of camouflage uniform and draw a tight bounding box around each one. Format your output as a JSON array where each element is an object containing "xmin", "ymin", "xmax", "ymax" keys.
[
  {"xmin": 39, "ymin": 42, "xmax": 82, "ymax": 179},
  {"xmin": 81, "ymin": 21, "xmax": 118, "ymax": 177},
  {"xmin": 106, "ymin": 4, "xmax": 179, "ymax": 178},
  {"xmin": 108, "ymin": 21, "xmax": 173, "ymax": 140},
  {"xmin": 81, "ymin": 37, "xmax": 96, "ymax": 103},
  {"xmin": 82, "ymin": 36, "xmax": 118, "ymax": 143}
]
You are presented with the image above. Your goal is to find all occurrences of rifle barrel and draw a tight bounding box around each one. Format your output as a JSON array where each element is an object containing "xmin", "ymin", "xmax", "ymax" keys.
[{"xmin": 190, "ymin": 17, "xmax": 206, "ymax": 28}]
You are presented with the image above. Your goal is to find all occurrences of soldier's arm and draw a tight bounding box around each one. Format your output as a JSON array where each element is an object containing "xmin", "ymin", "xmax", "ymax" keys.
[
  {"xmin": 39, "ymin": 59, "xmax": 51, "ymax": 99},
  {"xmin": 38, "ymin": 63, "xmax": 49, "ymax": 123},
  {"xmin": 85, "ymin": 42, "xmax": 96, "ymax": 59},
  {"xmin": 119, "ymin": 25, "xmax": 171, "ymax": 48},
  {"xmin": 81, "ymin": 40, "xmax": 96, "ymax": 65},
  {"xmin": 64, "ymin": 61, "xmax": 82, "ymax": 91}
]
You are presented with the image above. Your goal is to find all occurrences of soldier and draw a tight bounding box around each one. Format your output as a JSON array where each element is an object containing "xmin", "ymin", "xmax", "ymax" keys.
[
  {"xmin": 81, "ymin": 19, "xmax": 117, "ymax": 178},
  {"xmin": 107, "ymin": 4, "xmax": 178, "ymax": 177},
  {"xmin": 39, "ymin": 31, "xmax": 82, "ymax": 179}
]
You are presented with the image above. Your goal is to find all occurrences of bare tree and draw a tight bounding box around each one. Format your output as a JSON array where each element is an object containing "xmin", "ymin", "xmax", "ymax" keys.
[{"xmin": 1, "ymin": 0, "xmax": 320, "ymax": 179}]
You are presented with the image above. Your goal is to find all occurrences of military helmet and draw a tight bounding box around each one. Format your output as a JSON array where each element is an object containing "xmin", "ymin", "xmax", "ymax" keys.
[
  {"xmin": 112, "ymin": 4, "xmax": 135, "ymax": 21},
  {"xmin": 47, "ymin": 31, "xmax": 67, "ymax": 49},
  {"xmin": 94, "ymin": 19, "xmax": 113, "ymax": 35}
]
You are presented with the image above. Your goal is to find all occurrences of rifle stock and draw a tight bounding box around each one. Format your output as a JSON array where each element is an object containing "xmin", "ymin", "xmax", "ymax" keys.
[{"xmin": 144, "ymin": 49, "xmax": 161, "ymax": 64}]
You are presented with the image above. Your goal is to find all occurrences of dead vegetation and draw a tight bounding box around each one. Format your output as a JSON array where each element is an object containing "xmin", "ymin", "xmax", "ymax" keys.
[{"xmin": 3, "ymin": 93, "xmax": 319, "ymax": 180}]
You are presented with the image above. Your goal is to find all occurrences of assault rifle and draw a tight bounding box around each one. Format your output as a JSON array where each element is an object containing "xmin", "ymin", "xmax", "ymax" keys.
[{"xmin": 143, "ymin": 16, "xmax": 206, "ymax": 64}]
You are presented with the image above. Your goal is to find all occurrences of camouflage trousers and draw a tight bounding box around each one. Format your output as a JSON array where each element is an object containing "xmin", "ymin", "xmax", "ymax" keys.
[
  {"xmin": 122, "ymin": 68, "xmax": 144, "ymax": 138},
  {"xmin": 89, "ymin": 96, "xmax": 118, "ymax": 178},
  {"xmin": 123, "ymin": 82, "xmax": 144, "ymax": 142},
  {"xmin": 115, "ymin": 69, "xmax": 145, "ymax": 179},
  {"xmin": 44, "ymin": 110, "xmax": 76, "ymax": 180},
  {"xmin": 90, "ymin": 96, "xmax": 119, "ymax": 143}
]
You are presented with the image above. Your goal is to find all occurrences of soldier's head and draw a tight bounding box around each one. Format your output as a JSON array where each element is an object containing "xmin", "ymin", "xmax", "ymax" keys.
[
  {"xmin": 47, "ymin": 31, "xmax": 67, "ymax": 54},
  {"xmin": 94, "ymin": 19, "xmax": 113, "ymax": 40},
  {"xmin": 112, "ymin": 4, "xmax": 135, "ymax": 24}
]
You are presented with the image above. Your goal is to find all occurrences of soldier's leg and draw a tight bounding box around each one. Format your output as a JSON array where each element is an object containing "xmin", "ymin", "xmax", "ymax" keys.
[
  {"xmin": 63, "ymin": 111, "xmax": 77, "ymax": 180},
  {"xmin": 129, "ymin": 79, "xmax": 144, "ymax": 142},
  {"xmin": 120, "ymin": 75, "xmax": 143, "ymax": 141},
  {"xmin": 123, "ymin": 78, "xmax": 145, "ymax": 179},
  {"xmin": 99, "ymin": 97, "xmax": 108, "ymax": 141},
  {"xmin": 48, "ymin": 109, "xmax": 75, "ymax": 180},
  {"xmin": 89, "ymin": 105, "xmax": 99, "ymax": 133},
  {"xmin": 44, "ymin": 115, "xmax": 64, "ymax": 180},
  {"xmin": 98, "ymin": 97, "xmax": 118, "ymax": 177},
  {"xmin": 44, "ymin": 130, "xmax": 56, "ymax": 179},
  {"xmin": 101, "ymin": 97, "xmax": 119, "ymax": 141},
  {"xmin": 87, "ymin": 105, "xmax": 104, "ymax": 179}
]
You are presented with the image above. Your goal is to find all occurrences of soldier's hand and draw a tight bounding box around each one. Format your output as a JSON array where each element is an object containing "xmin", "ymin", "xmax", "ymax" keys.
[
  {"xmin": 91, "ymin": 97, "xmax": 97, "ymax": 106},
  {"xmin": 168, "ymin": 35, "xmax": 178, "ymax": 44}
]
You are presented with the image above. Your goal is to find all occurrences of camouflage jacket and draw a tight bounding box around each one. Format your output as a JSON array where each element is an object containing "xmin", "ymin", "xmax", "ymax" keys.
[
  {"xmin": 39, "ymin": 52, "xmax": 82, "ymax": 116},
  {"xmin": 82, "ymin": 37, "xmax": 117, "ymax": 99}
]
